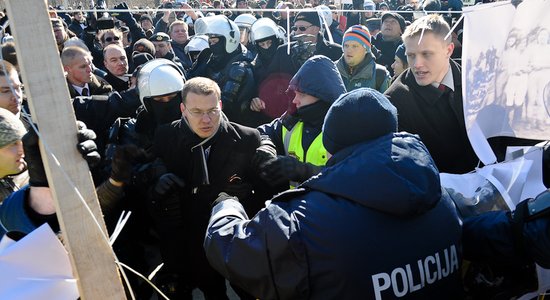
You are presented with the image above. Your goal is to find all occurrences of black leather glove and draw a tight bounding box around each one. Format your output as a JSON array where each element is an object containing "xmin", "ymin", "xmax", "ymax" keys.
[
  {"xmin": 251, "ymin": 140, "xmax": 277, "ymax": 172},
  {"xmin": 260, "ymin": 155, "xmax": 320, "ymax": 186},
  {"xmin": 76, "ymin": 121, "xmax": 101, "ymax": 169},
  {"xmin": 223, "ymin": 181, "xmax": 253, "ymax": 202},
  {"xmin": 22, "ymin": 128, "xmax": 48, "ymax": 187},
  {"xmin": 110, "ymin": 144, "xmax": 147, "ymax": 183},
  {"xmin": 212, "ymin": 192, "xmax": 239, "ymax": 207},
  {"xmin": 153, "ymin": 173, "xmax": 185, "ymax": 198},
  {"xmin": 113, "ymin": 2, "xmax": 135, "ymax": 25}
]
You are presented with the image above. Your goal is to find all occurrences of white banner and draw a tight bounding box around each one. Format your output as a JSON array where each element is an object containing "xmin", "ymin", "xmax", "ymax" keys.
[{"xmin": 463, "ymin": 0, "xmax": 550, "ymax": 165}]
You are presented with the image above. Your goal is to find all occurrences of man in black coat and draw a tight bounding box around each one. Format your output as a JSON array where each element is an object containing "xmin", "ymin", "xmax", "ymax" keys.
[
  {"xmin": 384, "ymin": 14, "xmax": 479, "ymax": 174},
  {"xmin": 150, "ymin": 77, "xmax": 267, "ymax": 299}
]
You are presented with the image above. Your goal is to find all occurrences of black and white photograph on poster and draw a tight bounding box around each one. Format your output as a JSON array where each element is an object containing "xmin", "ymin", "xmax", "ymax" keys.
[{"xmin": 462, "ymin": 0, "xmax": 550, "ymax": 164}]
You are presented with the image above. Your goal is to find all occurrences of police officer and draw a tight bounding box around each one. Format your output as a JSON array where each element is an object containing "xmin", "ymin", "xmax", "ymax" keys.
[
  {"xmin": 189, "ymin": 15, "xmax": 258, "ymax": 127},
  {"xmin": 254, "ymin": 55, "xmax": 346, "ymax": 192},
  {"xmin": 149, "ymin": 32, "xmax": 185, "ymax": 74},
  {"xmin": 104, "ymin": 59, "xmax": 186, "ymax": 299}
]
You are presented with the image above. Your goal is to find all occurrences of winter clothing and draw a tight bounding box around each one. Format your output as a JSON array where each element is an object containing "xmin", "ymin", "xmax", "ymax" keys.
[
  {"xmin": 257, "ymin": 56, "xmax": 346, "ymax": 191},
  {"xmin": 104, "ymin": 71, "xmax": 130, "ymax": 92},
  {"xmin": 66, "ymin": 73, "xmax": 113, "ymax": 98},
  {"xmin": 342, "ymin": 25, "xmax": 372, "ymax": 50},
  {"xmin": 372, "ymin": 32, "xmax": 403, "ymax": 76},
  {"xmin": 151, "ymin": 114, "xmax": 267, "ymax": 298},
  {"xmin": 294, "ymin": 10, "xmax": 321, "ymax": 27},
  {"xmin": 323, "ymin": 88, "xmax": 397, "ymax": 154},
  {"xmin": 395, "ymin": 43, "xmax": 407, "ymax": 65},
  {"xmin": 336, "ymin": 52, "xmax": 391, "ymax": 93},
  {"xmin": 0, "ymin": 181, "xmax": 125, "ymax": 237},
  {"xmin": 381, "ymin": 12, "xmax": 407, "ymax": 34},
  {"xmin": 205, "ymin": 89, "xmax": 550, "ymax": 299},
  {"xmin": 384, "ymin": 59, "xmax": 479, "ymax": 174},
  {"xmin": 0, "ymin": 108, "xmax": 26, "ymax": 148},
  {"xmin": 288, "ymin": 55, "xmax": 347, "ymax": 103},
  {"xmin": 205, "ymin": 132, "xmax": 465, "ymax": 299},
  {"xmin": 267, "ymin": 38, "xmax": 343, "ymax": 80}
]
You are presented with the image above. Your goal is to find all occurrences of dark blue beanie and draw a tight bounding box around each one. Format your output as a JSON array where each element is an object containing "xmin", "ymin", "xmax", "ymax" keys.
[
  {"xmin": 395, "ymin": 43, "xmax": 407, "ymax": 65},
  {"xmin": 322, "ymin": 88, "xmax": 398, "ymax": 154}
]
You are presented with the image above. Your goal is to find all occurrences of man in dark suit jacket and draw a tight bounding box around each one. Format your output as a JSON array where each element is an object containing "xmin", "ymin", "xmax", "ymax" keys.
[
  {"xmin": 62, "ymin": 46, "xmax": 113, "ymax": 98},
  {"xmin": 384, "ymin": 14, "xmax": 479, "ymax": 174},
  {"xmin": 149, "ymin": 77, "xmax": 267, "ymax": 299}
]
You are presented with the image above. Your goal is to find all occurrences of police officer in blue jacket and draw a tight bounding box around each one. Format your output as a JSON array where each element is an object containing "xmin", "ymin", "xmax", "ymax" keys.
[{"xmin": 204, "ymin": 88, "xmax": 550, "ymax": 300}]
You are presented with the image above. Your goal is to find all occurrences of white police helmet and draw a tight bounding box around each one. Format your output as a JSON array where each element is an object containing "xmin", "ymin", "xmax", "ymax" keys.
[
  {"xmin": 250, "ymin": 17, "xmax": 283, "ymax": 42},
  {"xmin": 184, "ymin": 35, "xmax": 210, "ymax": 54},
  {"xmin": 316, "ymin": 5, "xmax": 333, "ymax": 27},
  {"xmin": 234, "ymin": 13, "xmax": 257, "ymax": 29},
  {"xmin": 137, "ymin": 58, "xmax": 185, "ymax": 104},
  {"xmin": 197, "ymin": 15, "xmax": 240, "ymax": 53}
]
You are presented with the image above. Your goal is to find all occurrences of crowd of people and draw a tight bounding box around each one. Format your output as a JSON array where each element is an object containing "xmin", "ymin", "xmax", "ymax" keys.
[{"xmin": 1, "ymin": 0, "xmax": 550, "ymax": 299}]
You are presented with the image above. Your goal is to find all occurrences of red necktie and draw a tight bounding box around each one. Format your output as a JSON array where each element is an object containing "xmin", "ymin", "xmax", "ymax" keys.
[{"xmin": 438, "ymin": 84, "xmax": 447, "ymax": 92}]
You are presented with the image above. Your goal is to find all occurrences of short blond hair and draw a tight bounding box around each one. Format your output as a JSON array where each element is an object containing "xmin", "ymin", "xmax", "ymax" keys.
[
  {"xmin": 169, "ymin": 20, "xmax": 188, "ymax": 34},
  {"xmin": 402, "ymin": 14, "xmax": 451, "ymax": 44},
  {"xmin": 182, "ymin": 77, "xmax": 221, "ymax": 104}
]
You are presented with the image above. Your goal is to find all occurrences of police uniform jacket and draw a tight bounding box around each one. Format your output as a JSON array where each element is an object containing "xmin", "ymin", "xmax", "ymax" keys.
[
  {"xmin": 205, "ymin": 133, "xmax": 465, "ymax": 299},
  {"xmin": 205, "ymin": 132, "xmax": 550, "ymax": 299}
]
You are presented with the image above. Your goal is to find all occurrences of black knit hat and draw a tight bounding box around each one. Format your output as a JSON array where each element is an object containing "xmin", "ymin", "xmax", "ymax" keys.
[
  {"xmin": 381, "ymin": 12, "xmax": 407, "ymax": 33},
  {"xmin": 139, "ymin": 14, "xmax": 153, "ymax": 23},
  {"xmin": 323, "ymin": 88, "xmax": 398, "ymax": 154},
  {"xmin": 294, "ymin": 10, "xmax": 321, "ymax": 28},
  {"xmin": 395, "ymin": 43, "xmax": 407, "ymax": 64}
]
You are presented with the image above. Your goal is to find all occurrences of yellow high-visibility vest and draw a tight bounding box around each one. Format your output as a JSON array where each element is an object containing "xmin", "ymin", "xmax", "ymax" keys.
[{"xmin": 282, "ymin": 121, "xmax": 328, "ymax": 167}]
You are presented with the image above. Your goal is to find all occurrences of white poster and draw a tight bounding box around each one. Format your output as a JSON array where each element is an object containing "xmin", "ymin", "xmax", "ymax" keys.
[
  {"xmin": 0, "ymin": 224, "xmax": 79, "ymax": 300},
  {"xmin": 463, "ymin": 0, "xmax": 550, "ymax": 165}
]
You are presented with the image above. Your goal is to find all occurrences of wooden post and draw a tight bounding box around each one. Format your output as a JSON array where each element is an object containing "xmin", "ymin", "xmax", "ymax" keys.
[{"xmin": 5, "ymin": 0, "xmax": 127, "ymax": 299}]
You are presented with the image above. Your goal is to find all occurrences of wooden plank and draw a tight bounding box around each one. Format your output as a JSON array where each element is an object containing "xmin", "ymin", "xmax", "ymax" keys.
[{"xmin": 4, "ymin": 0, "xmax": 127, "ymax": 299}]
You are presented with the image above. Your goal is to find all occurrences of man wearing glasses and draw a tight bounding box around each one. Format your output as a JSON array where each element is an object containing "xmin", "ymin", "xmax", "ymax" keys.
[
  {"xmin": 150, "ymin": 76, "xmax": 267, "ymax": 299},
  {"xmin": 263, "ymin": 10, "xmax": 342, "ymax": 113}
]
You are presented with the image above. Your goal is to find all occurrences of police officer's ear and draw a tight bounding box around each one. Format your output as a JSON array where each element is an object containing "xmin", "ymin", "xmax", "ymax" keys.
[
  {"xmin": 180, "ymin": 102, "xmax": 186, "ymax": 114},
  {"xmin": 218, "ymin": 100, "xmax": 223, "ymax": 110}
]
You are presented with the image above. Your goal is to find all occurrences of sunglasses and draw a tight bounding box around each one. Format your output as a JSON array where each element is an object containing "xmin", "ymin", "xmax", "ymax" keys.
[
  {"xmin": 291, "ymin": 24, "xmax": 314, "ymax": 32},
  {"xmin": 105, "ymin": 36, "xmax": 121, "ymax": 42}
]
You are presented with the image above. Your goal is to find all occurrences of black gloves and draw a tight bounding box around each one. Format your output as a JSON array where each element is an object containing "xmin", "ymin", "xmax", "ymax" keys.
[
  {"xmin": 22, "ymin": 127, "xmax": 48, "ymax": 187},
  {"xmin": 251, "ymin": 140, "xmax": 278, "ymax": 172},
  {"xmin": 153, "ymin": 173, "xmax": 185, "ymax": 198},
  {"xmin": 110, "ymin": 144, "xmax": 147, "ymax": 184},
  {"xmin": 260, "ymin": 155, "xmax": 321, "ymax": 186},
  {"xmin": 113, "ymin": 2, "xmax": 135, "ymax": 25},
  {"xmin": 76, "ymin": 121, "xmax": 101, "ymax": 169},
  {"xmin": 22, "ymin": 122, "xmax": 101, "ymax": 187},
  {"xmin": 222, "ymin": 180, "xmax": 253, "ymax": 203}
]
